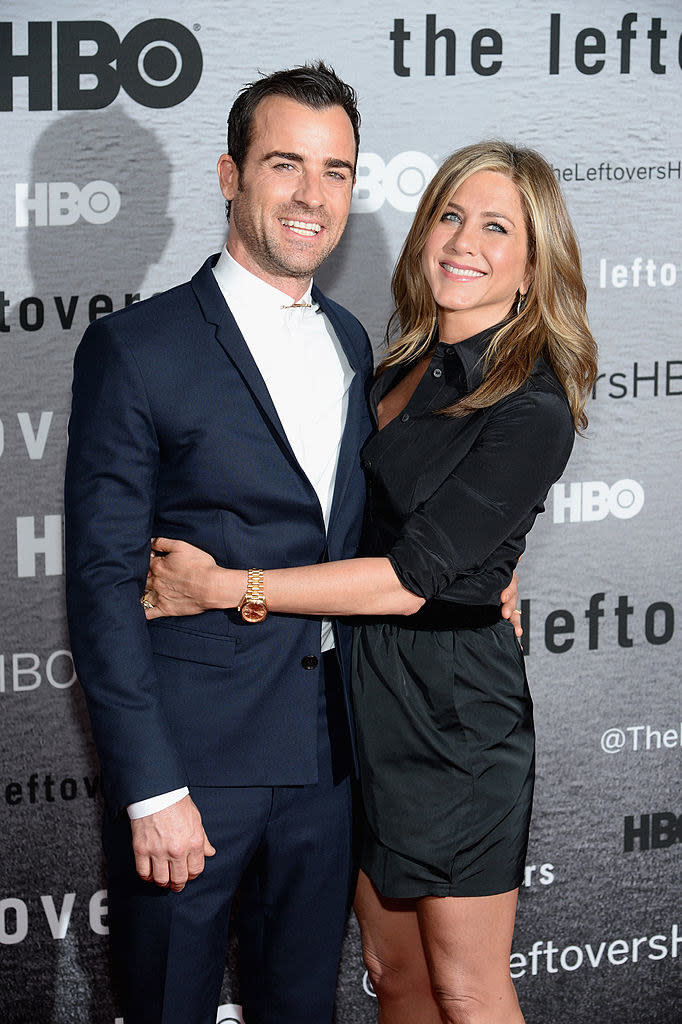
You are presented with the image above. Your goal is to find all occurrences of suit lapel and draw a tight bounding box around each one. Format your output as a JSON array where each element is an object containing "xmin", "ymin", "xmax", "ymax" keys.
[
  {"xmin": 191, "ymin": 256, "xmax": 310, "ymax": 481},
  {"xmin": 190, "ymin": 259, "xmax": 369, "ymax": 543},
  {"xmin": 314, "ymin": 287, "xmax": 369, "ymax": 542}
]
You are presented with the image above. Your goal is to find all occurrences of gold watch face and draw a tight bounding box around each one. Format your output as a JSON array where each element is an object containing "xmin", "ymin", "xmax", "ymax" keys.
[{"xmin": 241, "ymin": 599, "xmax": 267, "ymax": 623}]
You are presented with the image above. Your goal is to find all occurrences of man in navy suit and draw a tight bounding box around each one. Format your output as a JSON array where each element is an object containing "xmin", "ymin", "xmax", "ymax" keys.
[{"xmin": 66, "ymin": 63, "xmax": 373, "ymax": 1024}]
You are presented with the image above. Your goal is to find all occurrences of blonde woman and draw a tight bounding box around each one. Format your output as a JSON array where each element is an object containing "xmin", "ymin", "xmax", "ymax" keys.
[{"xmin": 145, "ymin": 141, "xmax": 597, "ymax": 1023}]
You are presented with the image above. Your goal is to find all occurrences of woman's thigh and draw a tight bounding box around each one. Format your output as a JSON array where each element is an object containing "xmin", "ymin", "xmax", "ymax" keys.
[
  {"xmin": 417, "ymin": 889, "xmax": 524, "ymax": 1020},
  {"xmin": 354, "ymin": 870, "xmax": 436, "ymax": 1003},
  {"xmin": 355, "ymin": 869, "xmax": 422, "ymax": 964}
]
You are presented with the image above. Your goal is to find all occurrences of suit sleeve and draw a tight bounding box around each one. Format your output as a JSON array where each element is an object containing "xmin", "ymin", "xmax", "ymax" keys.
[
  {"xmin": 65, "ymin": 319, "xmax": 188, "ymax": 814},
  {"xmin": 387, "ymin": 389, "xmax": 574, "ymax": 602}
]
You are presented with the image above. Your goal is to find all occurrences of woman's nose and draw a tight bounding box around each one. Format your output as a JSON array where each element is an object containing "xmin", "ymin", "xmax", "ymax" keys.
[{"xmin": 444, "ymin": 220, "xmax": 477, "ymax": 255}]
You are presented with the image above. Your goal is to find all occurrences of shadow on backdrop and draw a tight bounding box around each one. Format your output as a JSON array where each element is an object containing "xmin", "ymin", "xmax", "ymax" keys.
[
  {"xmin": 315, "ymin": 205, "xmax": 394, "ymax": 353},
  {"xmin": 1, "ymin": 107, "xmax": 173, "ymax": 1024},
  {"xmin": 28, "ymin": 107, "xmax": 173, "ymax": 298}
]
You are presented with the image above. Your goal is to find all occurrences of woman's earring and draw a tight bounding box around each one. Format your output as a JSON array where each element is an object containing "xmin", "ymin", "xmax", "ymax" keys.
[{"xmin": 516, "ymin": 291, "xmax": 527, "ymax": 316}]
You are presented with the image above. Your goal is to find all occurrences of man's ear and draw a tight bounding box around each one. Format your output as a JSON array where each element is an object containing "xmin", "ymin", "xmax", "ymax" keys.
[{"xmin": 217, "ymin": 154, "xmax": 238, "ymax": 200}]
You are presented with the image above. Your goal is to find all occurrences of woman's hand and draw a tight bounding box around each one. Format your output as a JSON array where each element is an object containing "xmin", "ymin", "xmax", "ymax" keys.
[
  {"xmin": 500, "ymin": 569, "xmax": 523, "ymax": 638},
  {"xmin": 143, "ymin": 538, "xmax": 225, "ymax": 620}
]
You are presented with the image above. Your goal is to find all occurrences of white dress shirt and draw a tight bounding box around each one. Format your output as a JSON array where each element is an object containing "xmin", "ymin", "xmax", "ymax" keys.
[{"xmin": 128, "ymin": 249, "xmax": 354, "ymax": 819}]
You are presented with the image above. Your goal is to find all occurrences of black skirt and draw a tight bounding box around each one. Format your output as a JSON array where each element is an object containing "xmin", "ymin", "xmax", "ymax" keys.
[{"xmin": 352, "ymin": 617, "xmax": 534, "ymax": 898}]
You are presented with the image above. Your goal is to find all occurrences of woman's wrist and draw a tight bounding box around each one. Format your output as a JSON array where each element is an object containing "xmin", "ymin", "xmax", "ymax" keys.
[
  {"xmin": 208, "ymin": 567, "xmax": 247, "ymax": 610},
  {"xmin": 231, "ymin": 569, "xmax": 249, "ymax": 609}
]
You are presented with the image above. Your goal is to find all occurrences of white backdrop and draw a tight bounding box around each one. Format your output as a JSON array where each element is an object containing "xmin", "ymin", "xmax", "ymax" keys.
[{"xmin": 0, "ymin": 2, "xmax": 680, "ymax": 1021}]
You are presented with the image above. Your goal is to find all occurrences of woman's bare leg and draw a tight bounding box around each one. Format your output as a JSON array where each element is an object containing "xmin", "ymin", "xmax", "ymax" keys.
[
  {"xmin": 354, "ymin": 869, "xmax": 441, "ymax": 1024},
  {"xmin": 416, "ymin": 889, "xmax": 524, "ymax": 1024}
]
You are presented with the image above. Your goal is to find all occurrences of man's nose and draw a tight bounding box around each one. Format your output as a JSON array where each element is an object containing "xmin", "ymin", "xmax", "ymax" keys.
[{"xmin": 292, "ymin": 172, "xmax": 324, "ymax": 207}]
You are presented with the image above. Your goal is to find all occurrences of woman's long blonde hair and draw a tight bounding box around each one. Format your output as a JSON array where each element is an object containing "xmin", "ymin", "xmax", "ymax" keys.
[{"xmin": 382, "ymin": 141, "xmax": 598, "ymax": 431}]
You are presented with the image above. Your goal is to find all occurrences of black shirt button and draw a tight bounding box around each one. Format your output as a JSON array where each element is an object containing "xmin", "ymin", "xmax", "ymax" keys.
[
  {"xmin": 400, "ymin": 412, "xmax": 410, "ymax": 422},
  {"xmin": 301, "ymin": 655, "xmax": 318, "ymax": 670},
  {"xmin": 432, "ymin": 367, "xmax": 443, "ymax": 378}
]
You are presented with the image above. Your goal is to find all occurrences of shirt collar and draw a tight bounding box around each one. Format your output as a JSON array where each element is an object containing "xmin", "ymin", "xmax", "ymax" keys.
[
  {"xmin": 434, "ymin": 322, "xmax": 501, "ymax": 391},
  {"xmin": 213, "ymin": 246, "xmax": 316, "ymax": 314}
]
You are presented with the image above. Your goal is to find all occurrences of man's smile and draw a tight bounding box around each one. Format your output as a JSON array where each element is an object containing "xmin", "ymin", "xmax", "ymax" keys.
[{"xmin": 279, "ymin": 217, "xmax": 324, "ymax": 237}]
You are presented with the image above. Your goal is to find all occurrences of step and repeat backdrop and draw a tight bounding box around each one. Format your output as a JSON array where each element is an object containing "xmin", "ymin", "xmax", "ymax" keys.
[{"xmin": 0, "ymin": 1, "xmax": 680, "ymax": 1021}]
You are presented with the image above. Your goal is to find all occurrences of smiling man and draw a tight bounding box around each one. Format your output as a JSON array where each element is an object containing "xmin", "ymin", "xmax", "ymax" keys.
[
  {"xmin": 218, "ymin": 94, "xmax": 357, "ymax": 289},
  {"xmin": 65, "ymin": 63, "xmax": 373, "ymax": 1024}
]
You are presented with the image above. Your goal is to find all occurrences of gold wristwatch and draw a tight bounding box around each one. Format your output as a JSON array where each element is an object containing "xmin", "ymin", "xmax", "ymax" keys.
[{"xmin": 237, "ymin": 568, "xmax": 268, "ymax": 623}]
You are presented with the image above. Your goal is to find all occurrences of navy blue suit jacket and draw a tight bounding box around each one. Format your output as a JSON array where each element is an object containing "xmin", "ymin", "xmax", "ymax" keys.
[{"xmin": 65, "ymin": 255, "xmax": 374, "ymax": 815}]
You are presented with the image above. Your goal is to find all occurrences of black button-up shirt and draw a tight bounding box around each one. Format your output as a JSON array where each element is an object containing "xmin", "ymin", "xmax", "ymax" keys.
[{"xmin": 360, "ymin": 325, "xmax": 575, "ymax": 612}]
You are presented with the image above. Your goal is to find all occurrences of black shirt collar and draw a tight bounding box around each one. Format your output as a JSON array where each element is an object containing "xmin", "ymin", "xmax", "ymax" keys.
[
  {"xmin": 370, "ymin": 321, "xmax": 504, "ymax": 420},
  {"xmin": 432, "ymin": 321, "xmax": 500, "ymax": 392}
]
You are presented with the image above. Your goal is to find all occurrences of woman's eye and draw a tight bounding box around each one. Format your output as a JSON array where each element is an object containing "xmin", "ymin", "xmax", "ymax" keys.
[
  {"xmin": 442, "ymin": 211, "xmax": 461, "ymax": 223},
  {"xmin": 486, "ymin": 221, "xmax": 507, "ymax": 233}
]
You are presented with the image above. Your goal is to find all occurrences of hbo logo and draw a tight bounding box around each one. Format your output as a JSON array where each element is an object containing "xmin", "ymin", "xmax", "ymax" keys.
[
  {"xmin": 0, "ymin": 19, "xmax": 202, "ymax": 110},
  {"xmin": 352, "ymin": 152, "xmax": 438, "ymax": 213},
  {"xmin": 553, "ymin": 479, "xmax": 644, "ymax": 523},
  {"xmin": 15, "ymin": 182, "xmax": 120, "ymax": 226}
]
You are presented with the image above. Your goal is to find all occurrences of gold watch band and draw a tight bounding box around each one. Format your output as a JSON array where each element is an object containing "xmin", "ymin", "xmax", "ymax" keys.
[
  {"xmin": 246, "ymin": 568, "xmax": 265, "ymax": 602},
  {"xmin": 238, "ymin": 568, "xmax": 268, "ymax": 622}
]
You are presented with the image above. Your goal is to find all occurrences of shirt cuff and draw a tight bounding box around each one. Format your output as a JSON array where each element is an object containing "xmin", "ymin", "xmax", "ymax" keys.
[{"xmin": 127, "ymin": 787, "xmax": 190, "ymax": 820}]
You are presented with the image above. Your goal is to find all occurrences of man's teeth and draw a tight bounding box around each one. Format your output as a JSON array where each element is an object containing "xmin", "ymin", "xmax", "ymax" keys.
[
  {"xmin": 280, "ymin": 219, "xmax": 322, "ymax": 237},
  {"xmin": 442, "ymin": 264, "xmax": 484, "ymax": 277}
]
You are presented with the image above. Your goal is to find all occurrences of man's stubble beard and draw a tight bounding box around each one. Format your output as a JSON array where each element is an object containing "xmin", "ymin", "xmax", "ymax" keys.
[{"xmin": 232, "ymin": 189, "xmax": 345, "ymax": 283}]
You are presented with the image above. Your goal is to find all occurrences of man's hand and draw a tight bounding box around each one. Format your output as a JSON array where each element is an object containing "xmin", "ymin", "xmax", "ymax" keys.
[
  {"xmin": 500, "ymin": 570, "xmax": 523, "ymax": 638},
  {"xmin": 130, "ymin": 795, "xmax": 216, "ymax": 892}
]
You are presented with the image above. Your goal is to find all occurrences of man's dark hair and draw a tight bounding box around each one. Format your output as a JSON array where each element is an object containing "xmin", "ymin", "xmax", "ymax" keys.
[{"xmin": 224, "ymin": 61, "xmax": 360, "ymax": 218}]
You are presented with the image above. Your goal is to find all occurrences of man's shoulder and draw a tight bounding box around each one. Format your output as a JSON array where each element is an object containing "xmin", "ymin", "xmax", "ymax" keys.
[
  {"xmin": 83, "ymin": 256, "xmax": 219, "ymax": 340},
  {"xmin": 86, "ymin": 278, "xmax": 195, "ymax": 337}
]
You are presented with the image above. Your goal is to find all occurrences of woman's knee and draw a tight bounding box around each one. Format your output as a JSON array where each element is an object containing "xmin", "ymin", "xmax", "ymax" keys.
[
  {"xmin": 362, "ymin": 943, "xmax": 431, "ymax": 1003},
  {"xmin": 431, "ymin": 985, "xmax": 482, "ymax": 1024},
  {"xmin": 430, "ymin": 976, "xmax": 521, "ymax": 1024},
  {"xmin": 362, "ymin": 945, "xmax": 406, "ymax": 1000}
]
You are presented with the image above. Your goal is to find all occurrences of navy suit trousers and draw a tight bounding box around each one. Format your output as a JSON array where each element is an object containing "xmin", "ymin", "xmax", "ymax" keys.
[{"xmin": 103, "ymin": 652, "xmax": 355, "ymax": 1024}]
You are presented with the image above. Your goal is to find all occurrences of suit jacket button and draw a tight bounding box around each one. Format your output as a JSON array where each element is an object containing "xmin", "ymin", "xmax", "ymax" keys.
[{"xmin": 301, "ymin": 655, "xmax": 318, "ymax": 670}]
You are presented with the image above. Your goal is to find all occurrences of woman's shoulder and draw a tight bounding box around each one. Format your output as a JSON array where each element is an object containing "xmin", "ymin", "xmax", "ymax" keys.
[
  {"xmin": 489, "ymin": 358, "xmax": 574, "ymax": 439},
  {"xmin": 527, "ymin": 354, "xmax": 567, "ymax": 394},
  {"xmin": 512, "ymin": 357, "xmax": 571, "ymax": 413}
]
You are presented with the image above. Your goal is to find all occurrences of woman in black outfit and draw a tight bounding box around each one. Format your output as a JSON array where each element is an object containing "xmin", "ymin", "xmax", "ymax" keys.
[{"xmin": 144, "ymin": 141, "xmax": 598, "ymax": 1023}]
